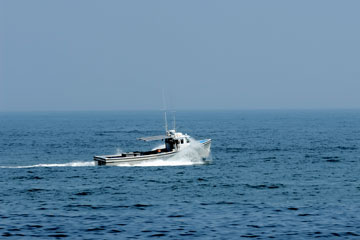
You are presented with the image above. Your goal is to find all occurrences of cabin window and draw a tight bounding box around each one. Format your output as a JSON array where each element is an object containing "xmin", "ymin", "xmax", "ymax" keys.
[
  {"xmin": 181, "ymin": 139, "xmax": 184, "ymax": 144},
  {"xmin": 186, "ymin": 138, "xmax": 190, "ymax": 143}
]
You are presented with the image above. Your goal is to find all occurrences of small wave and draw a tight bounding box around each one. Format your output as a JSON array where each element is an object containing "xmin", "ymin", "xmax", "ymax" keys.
[
  {"xmin": 245, "ymin": 183, "xmax": 285, "ymax": 189},
  {"xmin": 0, "ymin": 161, "xmax": 95, "ymax": 169}
]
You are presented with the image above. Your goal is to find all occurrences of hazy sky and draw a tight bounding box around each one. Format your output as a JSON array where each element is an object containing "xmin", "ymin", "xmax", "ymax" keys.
[{"xmin": 1, "ymin": 1, "xmax": 360, "ymax": 111}]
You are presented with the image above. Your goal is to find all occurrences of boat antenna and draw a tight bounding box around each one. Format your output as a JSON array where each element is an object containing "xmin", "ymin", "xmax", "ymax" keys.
[
  {"xmin": 173, "ymin": 111, "xmax": 176, "ymax": 132},
  {"xmin": 162, "ymin": 89, "xmax": 168, "ymax": 134}
]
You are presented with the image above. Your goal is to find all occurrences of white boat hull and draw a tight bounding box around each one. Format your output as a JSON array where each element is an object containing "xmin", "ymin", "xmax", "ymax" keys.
[{"xmin": 94, "ymin": 139, "xmax": 211, "ymax": 166}]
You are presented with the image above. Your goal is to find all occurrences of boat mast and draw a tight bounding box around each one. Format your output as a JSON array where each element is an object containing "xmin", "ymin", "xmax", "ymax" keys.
[
  {"xmin": 164, "ymin": 111, "xmax": 168, "ymax": 133},
  {"xmin": 162, "ymin": 88, "xmax": 168, "ymax": 134}
]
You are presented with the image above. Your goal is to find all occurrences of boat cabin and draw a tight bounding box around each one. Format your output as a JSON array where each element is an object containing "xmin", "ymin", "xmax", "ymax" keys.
[
  {"xmin": 165, "ymin": 134, "xmax": 190, "ymax": 151},
  {"xmin": 139, "ymin": 129, "xmax": 191, "ymax": 152}
]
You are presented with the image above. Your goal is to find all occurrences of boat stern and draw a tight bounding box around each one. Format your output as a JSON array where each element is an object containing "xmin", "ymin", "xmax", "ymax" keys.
[{"xmin": 94, "ymin": 156, "xmax": 107, "ymax": 166}]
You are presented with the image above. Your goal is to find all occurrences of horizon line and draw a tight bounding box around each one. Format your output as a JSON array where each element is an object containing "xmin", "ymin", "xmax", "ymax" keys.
[{"xmin": 1, "ymin": 108, "xmax": 360, "ymax": 113}]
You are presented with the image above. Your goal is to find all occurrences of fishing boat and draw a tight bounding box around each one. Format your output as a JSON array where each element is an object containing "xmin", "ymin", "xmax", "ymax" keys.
[{"xmin": 94, "ymin": 113, "xmax": 211, "ymax": 166}]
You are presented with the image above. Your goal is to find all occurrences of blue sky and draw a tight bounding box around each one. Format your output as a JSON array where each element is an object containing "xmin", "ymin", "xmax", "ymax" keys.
[{"xmin": 1, "ymin": 1, "xmax": 360, "ymax": 111}]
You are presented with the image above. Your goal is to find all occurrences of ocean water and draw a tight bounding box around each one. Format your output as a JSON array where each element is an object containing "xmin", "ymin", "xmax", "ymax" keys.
[{"xmin": 1, "ymin": 110, "xmax": 360, "ymax": 239}]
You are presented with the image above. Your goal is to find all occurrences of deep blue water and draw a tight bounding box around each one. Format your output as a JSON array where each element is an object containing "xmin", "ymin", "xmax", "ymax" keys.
[{"xmin": 1, "ymin": 110, "xmax": 360, "ymax": 239}]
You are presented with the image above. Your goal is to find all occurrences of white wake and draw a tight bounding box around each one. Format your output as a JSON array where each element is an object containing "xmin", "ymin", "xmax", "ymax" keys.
[{"xmin": 0, "ymin": 161, "xmax": 95, "ymax": 169}]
